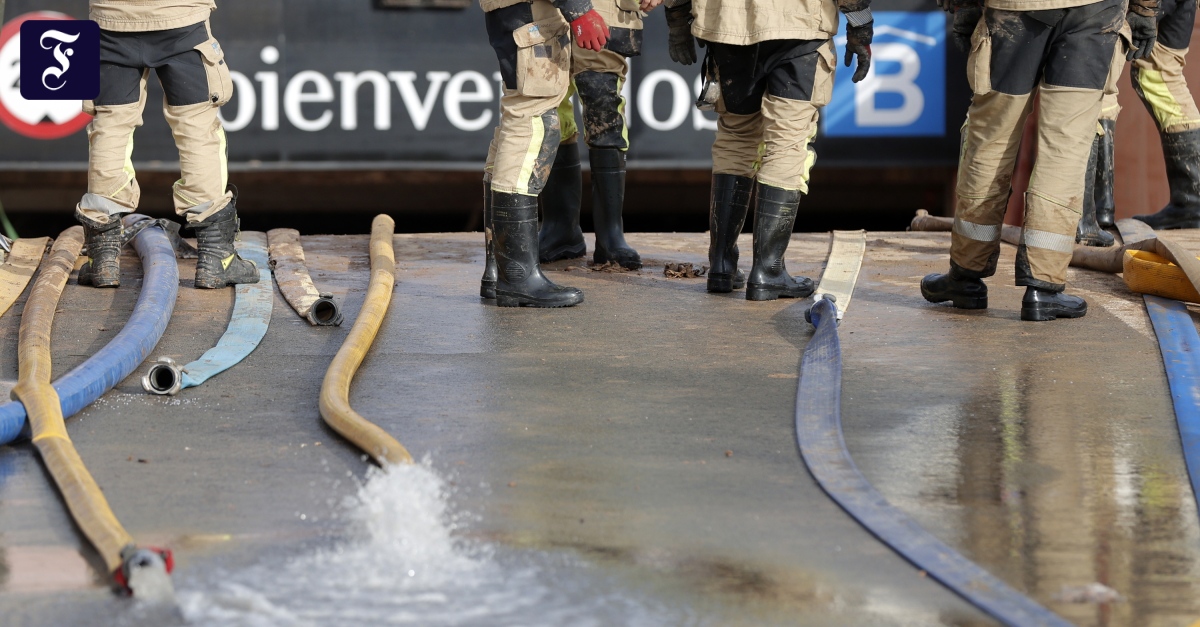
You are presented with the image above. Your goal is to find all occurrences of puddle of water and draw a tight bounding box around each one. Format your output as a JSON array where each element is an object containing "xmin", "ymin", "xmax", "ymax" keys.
[{"xmin": 176, "ymin": 461, "xmax": 698, "ymax": 627}]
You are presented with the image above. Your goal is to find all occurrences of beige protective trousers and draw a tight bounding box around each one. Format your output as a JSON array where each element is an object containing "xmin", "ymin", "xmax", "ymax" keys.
[
  {"xmin": 80, "ymin": 21, "xmax": 234, "ymax": 225},
  {"xmin": 484, "ymin": 0, "xmax": 573, "ymax": 196},
  {"xmin": 952, "ymin": 2, "xmax": 1121, "ymax": 289},
  {"xmin": 1101, "ymin": 42, "xmax": 1200, "ymax": 132}
]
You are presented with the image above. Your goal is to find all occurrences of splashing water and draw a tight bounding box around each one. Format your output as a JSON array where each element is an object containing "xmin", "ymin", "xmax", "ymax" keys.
[{"xmin": 178, "ymin": 462, "xmax": 691, "ymax": 626}]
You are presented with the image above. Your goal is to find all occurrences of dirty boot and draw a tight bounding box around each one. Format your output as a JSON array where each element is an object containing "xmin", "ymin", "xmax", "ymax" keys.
[
  {"xmin": 589, "ymin": 148, "xmax": 641, "ymax": 269},
  {"xmin": 707, "ymin": 174, "xmax": 753, "ymax": 293},
  {"xmin": 1134, "ymin": 128, "xmax": 1200, "ymax": 229},
  {"xmin": 539, "ymin": 142, "xmax": 586, "ymax": 263},
  {"xmin": 189, "ymin": 199, "xmax": 259, "ymax": 289},
  {"xmin": 746, "ymin": 183, "xmax": 815, "ymax": 301},
  {"xmin": 1077, "ymin": 136, "xmax": 1115, "ymax": 247},
  {"xmin": 920, "ymin": 266, "xmax": 988, "ymax": 309},
  {"xmin": 1095, "ymin": 119, "xmax": 1116, "ymax": 227},
  {"xmin": 76, "ymin": 208, "xmax": 123, "ymax": 288},
  {"xmin": 1020, "ymin": 286, "xmax": 1087, "ymax": 321},
  {"xmin": 493, "ymin": 191, "xmax": 584, "ymax": 308},
  {"xmin": 481, "ymin": 182, "xmax": 498, "ymax": 299}
]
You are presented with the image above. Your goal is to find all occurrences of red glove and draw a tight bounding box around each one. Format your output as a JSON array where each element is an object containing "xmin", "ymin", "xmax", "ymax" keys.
[{"xmin": 570, "ymin": 10, "xmax": 610, "ymax": 51}]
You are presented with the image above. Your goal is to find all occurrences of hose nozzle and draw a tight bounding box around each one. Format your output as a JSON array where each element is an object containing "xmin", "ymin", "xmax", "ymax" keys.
[
  {"xmin": 115, "ymin": 545, "xmax": 176, "ymax": 603},
  {"xmin": 142, "ymin": 357, "xmax": 183, "ymax": 395}
]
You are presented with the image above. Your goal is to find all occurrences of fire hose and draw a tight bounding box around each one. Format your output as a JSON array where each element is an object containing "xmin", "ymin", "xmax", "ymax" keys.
[
  {"xmin": 319, "ymin": 215, "xmax": 412, "ymax": 466},
  {"xmin": 0, "ymin": 236, "xmax": 49, "ymax": 319},
  {"xmin": 142, "ymin": 232, "xmax": 272, "ymax": 395},
  {"xmin": 267, "ymin": 228, "xmax": 342, "ymax": 326},
  {"xmin": 0, "ymin": 215, "xmax": 179, "ymax": 445},
  {"xmin": 11, "ymin": 226, "xmax": 174, "ymax": 600}
]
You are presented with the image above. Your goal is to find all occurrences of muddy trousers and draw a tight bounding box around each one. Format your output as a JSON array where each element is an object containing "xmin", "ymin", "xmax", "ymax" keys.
[
  {"xmin": 79, "ymin": 21, "xmax": 234, "ymax": 227},
  {"xmin": 952, "ymin": 0, "xmax": 1121, "ymax": 290}
]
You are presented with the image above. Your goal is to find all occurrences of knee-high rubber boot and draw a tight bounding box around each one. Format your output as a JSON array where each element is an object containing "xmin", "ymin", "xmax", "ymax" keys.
[
  {"xmin": 493, "ymin": 191, "xmax": 584, "ymax": 308},
  {"xmin": 76, "ymin": 209, "xmax": 123, "ymax": 288},
  {"xmin": 589, "ymin": 148, "xmax": 642, "ymax": 269},
  {"xmin": 1095, "ymin": 119, "xmax": 1116, "ymax": 227},
  {"xmin": 481, "ymin": 182, "xmax": 498, "ymax": 299},
  {"xmin": 539, "ymin": 142, "xmax": 586, "ymax": 263},
  {"xmin": 189, "ymin": 199, "xmax": 260, "ymax": 289},
  {"xmin": 1134, "ymin": 128, "xmax": 1200, "ymax": 229},
  {"xmin": 746, "ymin": 183, "xmax": 815, "ymax": 301},
  {"xmin": 1077, "ymin": 136, "xmax": 1115, "ymax": 247},
  {"xmin": 707, "ymin": 174, "xmax": 753, "ymax": 293}
]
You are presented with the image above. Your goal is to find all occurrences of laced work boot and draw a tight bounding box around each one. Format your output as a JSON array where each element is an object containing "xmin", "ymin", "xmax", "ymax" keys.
[
  {"xmin": 538, "ymin": 142, "xmax": 586, "ymax": 263},
  {"xmin": 493, "ymin": 191, "xmax": 584, "ymax": 308},
  {"xmin": 1077, "ymin": 135, "xmax": 1115, "ymax": 247},
  {"xmin": 746, "ymin": 183, "xmax": 815, "ymax": 301},
  {"xmin": 481, "ymin": 182, "xmax": 498, "ymax": 299},
  {"xmin": 1095, "ymin": 119, "xmax": 1116, "ymax": 227},
  {"xmin": 920, "ymin": 266, "xmax": 988, "ymax": 309},
  {"xmin": 1134, "ymin": 128, "xmax": 1200, "ymax": 229},
  {"xmin": 707, "ymin": 174, "xmax": 753, "ymax": 293},
  {"xmin": 188, "ymin": 199, "xmax": 259, "ymax": 289},
  {"xmin": 76, "ymin": 208, "xmax": 123, "ymax": 288},
  {"xmin": 589, "ymin": 148, "xmax": 641, "ymax": 269},
  {"xmin": 1020, "ymin": 286, "xmax": 1087, "ymax": 321}
]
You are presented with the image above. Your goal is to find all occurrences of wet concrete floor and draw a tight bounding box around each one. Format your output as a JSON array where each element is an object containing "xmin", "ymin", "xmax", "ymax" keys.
[{"xmin": 0, "ymin": 230, "xmax": 1197, "ymax": 626}]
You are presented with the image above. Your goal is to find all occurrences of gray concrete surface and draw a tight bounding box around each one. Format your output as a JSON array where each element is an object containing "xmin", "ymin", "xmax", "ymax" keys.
[{"xmin": 0, "ymin": 230, "xmax": 1196, "ymax": 626}]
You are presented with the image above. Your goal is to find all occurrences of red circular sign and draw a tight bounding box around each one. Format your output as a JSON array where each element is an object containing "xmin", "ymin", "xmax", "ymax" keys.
[{"xmin": 0, "ymin": 12, "xmax": 93, "ymax": 140}]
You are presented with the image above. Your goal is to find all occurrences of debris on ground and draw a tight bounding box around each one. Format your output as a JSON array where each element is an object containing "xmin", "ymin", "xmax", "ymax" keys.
[
  {"xmin": 590, "ymin": 261, "xmax": 632, "ymax": 273},
  {"xmin": 664, "ymin": 263, "xmax": 707, "ymax": 278},
  {"xmin": 1053, "ymin": 583, "xmax": 1122, "ymax": 604}
]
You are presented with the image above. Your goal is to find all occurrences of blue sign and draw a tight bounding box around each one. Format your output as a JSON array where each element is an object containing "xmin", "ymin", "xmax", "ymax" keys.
[
  {"xmin": 823, "ymin": 12, "xmax": 945, "ymax": 137},
  {"xmin": 19, "ymin": 19, "xmax": 99, "ymax": 101}
]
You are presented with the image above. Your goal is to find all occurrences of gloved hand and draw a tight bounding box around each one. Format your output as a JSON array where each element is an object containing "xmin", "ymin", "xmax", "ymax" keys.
[
  {"xmin": 665, "ymin": 5, "xmax": 696, "ymax": 65},
  {"xmin": 845, "ymin": 23, "xmax": 873, "ymax": 83},
  {"xmin": 951, "ymin": 5, "xmax": 982, "ymax": 53},
  {"xmin": 570, "ymin": 10, "xmax": 610, "ymax": 51},
  {"xmin": 1126, "ymin": 12, "xmax": 1157, "ymax": 60}
]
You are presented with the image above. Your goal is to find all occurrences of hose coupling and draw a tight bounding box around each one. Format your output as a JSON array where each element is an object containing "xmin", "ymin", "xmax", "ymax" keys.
[
  {"xmin": 307, "ymin": 293, "xmax": 343, "ymax": 326},
  {"xmin": 142, "ymin": 357, "xmax": 184, "ymax": 396},
  {"xmin": 114, "ymin": 544, "xmax": 175, "ymax": 599}
]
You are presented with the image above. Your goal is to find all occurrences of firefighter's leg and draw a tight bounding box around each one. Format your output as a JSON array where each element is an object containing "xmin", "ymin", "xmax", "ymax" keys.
[
  {"xmin": 78, "ymin": 34, "xmax": 149, "ymax": 288},
  {"xmin": 485, "ymin": 0, "xmax": 582, "ymax": 307},
  {"xmin": 481, "ymin": 127, "xmax": 500, "ymax": 298},
  {"xmin": 538, "ymin": 85, "xmax": 587, "ymax": 263},
  {"xmin": 1093, "ymin": 31, "xmax": 1128, "ymax": 227}
]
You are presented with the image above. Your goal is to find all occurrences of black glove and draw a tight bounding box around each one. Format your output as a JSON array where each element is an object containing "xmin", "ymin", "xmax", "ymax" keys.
[
  {"xmin": 1127, "ymin": 12, "xmax": 1157, "ymax": 60},
  {"xmin": 665, "ymin": 5, "xmax": 696, "ymax": 66},
  {"xmin": 845, "ymin": 23, "xmax": 873, "ymax": 83},
  {"xmin": 950, "ymin": 5, "xmax": 982, "ymax": 53}
]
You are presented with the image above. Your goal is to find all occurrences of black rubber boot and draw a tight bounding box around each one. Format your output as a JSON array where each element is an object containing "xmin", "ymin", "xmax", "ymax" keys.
[
  {"xmin": 1077, "ymin": 136, "xmax": 1115, "ymax": 247},
  {"xmin": 920, "ymin": 266, "xmax": 988, "ymax": 309},
  {"xmin": 481, "ymin": 182, "xmax": 498, "ymax": 299},
  {"xmin": 1095, "ymin": 119, "xmax": 1116, "ymax": 227},
  {"xmin": 746, "ymin": 183, "xmax": 815, "ymax": 301},
  {"xmin": 493, "ymin": 191, "xmax": 584, "ymax": 308},
  {"xmin": 1134, "ymin": 128, "xmax": 1200, "ymax": 229},
  {"xmin": 1020, "ymin": 286, "xmax": 1087, "ymax": 321},
  {"xmin": 76, "ymin": 209, "xmax": 123, "ymax": 288},
  {"xmin": 189, "ymin": 198, "xmax": 260, "ymax": 289},
  {"xmin": 589, "ymin": 148, "xmax": 641, "ymax": 269},
  {"xmin": 538, "ymin": 142, "xmax": 586, "ymax": 263},
  {"xmin": 707, "ymin": 174, "xmax": 753, "ymax": 293}
]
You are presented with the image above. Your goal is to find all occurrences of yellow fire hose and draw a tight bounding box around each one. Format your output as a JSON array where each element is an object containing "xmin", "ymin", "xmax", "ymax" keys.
[
  {"xmin": 319, "ymin": 215, "xmax": 413, "ymax": 466},
  {"xmin": 0, "ymin": 237, "xmax": 49, "ymax": 318},
  {"xmin": 10, "ymin": 227, "xmax": 174, "ymax": 600}
]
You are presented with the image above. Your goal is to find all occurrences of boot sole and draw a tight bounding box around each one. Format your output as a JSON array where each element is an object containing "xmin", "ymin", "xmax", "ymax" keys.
[
  {"xmin": 195, "ymin": 276, "xmax": 261, "ymax": 289},
  {"xmin": 1076, "ymin": 234, "xmax": 1115, "ymax": 247},
  {"xmin": 746, "ymin": 284, "xmax": 816, "ymax": 302},
  {"xmin": 1021, "ymin": 303, "xmax": 1087, "ymax": 321},
  {"xmin": 495, "ymin": 292, "xmax": 584, "ymax": 308},
  {"xmin": 540, "ymin": 242, "xmax": 586, "ymax": 263},
  {"xmin": 480, "ymin": 281, "xmax": 496, "ymax": 299},
  {"xmin": 920, "ymin": 284, "xmax": 987, "ymax": 309},
  {"xmin": 708, "ymin": 274, "xmax": 735, "ymax": 293}
]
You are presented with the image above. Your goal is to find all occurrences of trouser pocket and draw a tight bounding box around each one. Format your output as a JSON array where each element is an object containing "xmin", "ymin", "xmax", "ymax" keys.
[
  {"xmin": 812, "ymin": 41, "xmax": 836, "ymax": 106},
  {"xmin": 193, "ymin": 25, "xmax": 234, "ymax": 106},
  {"xmin": 512, "ymin": 18, "xmax": 571, "ymax": 97},
  {"xmin": 966, "ymin": 18, "xmax": 992, "ymax": 95}
]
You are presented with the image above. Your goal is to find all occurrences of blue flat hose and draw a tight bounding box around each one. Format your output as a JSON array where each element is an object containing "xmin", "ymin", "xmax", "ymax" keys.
[
  {"xmin": 1143, "ymin": 294, "xmax": 1200, "ymax": 516},
  {"xmin": 797, "ymin": 297, "xmax": 1071, "ymax": 627},
  {"xmin": 142, "ymin": 232, "xmax": 272, "ymax": 394},
  {"xmin": 0, "ymin": 215, "xmax": 178, "ymax": 445}
]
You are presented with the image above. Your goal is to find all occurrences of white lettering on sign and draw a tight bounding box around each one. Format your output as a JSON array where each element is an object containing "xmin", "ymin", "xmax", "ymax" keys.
[
  {"xmin": 334, "ymin": 71, "xmax": 391, "ymax": 131},
  {"xmin": 284, "ymin": 70, "xmax": 334, "ymax": 132},
  {"xmin": 443, "ymin": 71, "xmax": 492, "ymax": 132},
  {"xmin": 855, "ymin": 43, "xmax": 924, "ymax": 127},
  {"xmin": 637, "ymin": 69, "xmax": 689, "ymax": 131},
  {"xmin": 391, "ymin": 71, "xmax": 450, "ymax": 131}
]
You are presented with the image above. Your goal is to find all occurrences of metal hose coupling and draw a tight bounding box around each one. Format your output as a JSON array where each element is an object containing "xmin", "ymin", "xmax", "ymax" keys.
[
  {"xmin": 307, "ymin": 293, "xmax": 343, "ymax": 326},
  {"xmin": 114, "ymin": 544, "xmax": 176, "ymax": 601},
  {"xmin": 141, "ymin": 357, "xmax": 184, "ymax": 396}
]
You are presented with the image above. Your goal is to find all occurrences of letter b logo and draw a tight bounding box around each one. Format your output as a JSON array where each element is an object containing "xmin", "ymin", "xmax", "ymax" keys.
[{"xmin": 20, "ymin": 20, "xmax": 99, "ymax": 101}]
